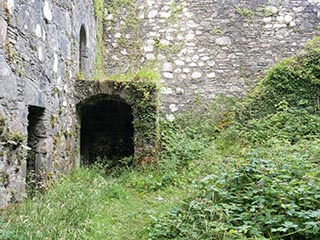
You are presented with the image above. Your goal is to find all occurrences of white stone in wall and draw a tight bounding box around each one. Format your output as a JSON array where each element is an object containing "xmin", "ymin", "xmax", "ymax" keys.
[
  {"xmin": 35, "ymin": 24, "xmax": 42, "ymax": 38},
  {"xmin": 228, "ymin": 53, "xmax": 236, "ymax": 59},
  {"xmin": 149, "ymin": 32, "xmax": 158, "ymax": 37},
  {"xmin": 183, "ymin": 68, "xmax": 190, "ymax": 73},
  {"xmin": 208, "ymin": 60, "xmax": 215, "ymax": 66},
  {"xmin": 121, "ymin": 49, "xmax": 128, "ymax": 55},
  {"xmin": 265, "ymin": 6, "xmax": 278, "ymax": 14},
  {"xmin": 273, "ymin": 23, "xmax": 286, "ymax": 29},
  {"xmin": 143, "ymin": 45, "xmax": 154, "ymax": 52},
  {"xmin": 112, "ymin": 55, "xmax": 119, "ymax": 61},
  {"xmin": 187, "ymin": 20, "xmax": 198, "ymax": 28},
  {"xmin": 158, "ymin": 54, "xmax": 165, "ymax": 60},
  {"xmin": 106, "ymin": 14, "xmax": 113, "ymax": 20},
  {"xmin": 147, "ymin": 0, "xmax": 155, "ymax": 7},
  {"xmin": 148, "ymin": 10, "xmax": 158, "ymax": 18},
  {"xmin": 163, "ymin": 72, "xmax": 173, "ymax": 79},
  {"xmin": 169, "ymin": 104, "xmax": 178, "ymax": 112},
  {"xmin": 53, "ymin": 53, "xmax": 58, "ymax": 73},
  {"xmin": 57, "ymin": 76, "xmax": 62, "ymax": 90},
  {"xmin": 6, "ymin": 0, "xmax": 14, "ymax": 15},
  {"xmin": 207, "ymin": 72, "xmax": 216, "ymax": 78},
  {"xmin": 43, "ymin": 1, "xmax": 53, "ymax": 22},
  {"xmin": 290, "ymin": 21, "xmax": 296, "ymax": 27},
  {"xmin": 186, "ymin": 32, "xmax": 195, "ymax": 41},
  {"xmin": 265, "ymin": 24, "xmax": 273, "ymax": 29},
  {"xmin": 190, "ymin": 84, "xmax": 198, "ymax": 90},
  {"xmin": 159, "ymin": 39, "xmax": 170, "ymax": 46},
  {"xmin": 146, "ymin": 53, "xmax": 155, "ymax": 60},
  {"xmin": 277, "ymin": 16, "xmax": 285, "ymax": 24},
  {"xmin": 175, "ymin": 87, "xmax": 184, "ymax": 95},
  {"xmin": 201, "ymin": 56, "xmax": 210, "ymax": 61},
  {"xmin": 215, "ymin": 37, "xmax": 231, "ymax": 46},
  {"xmin": 174, "ymin": 68, "xmax": 182, "ymax": 73},
  {"xmin": 183, "ymin": 9, "xmax": 193, "ymax": 18},
  {"xmin": 198, "ymin": 61, "xmax": 205, "ymax": 67},
  {"xmin": 284, "ymin": 15, "xmax": 293, "ymax": 23},
  {"xmin": 0, "ymin": 18, "xmax": 7, "ymax": 47},
  {"xmin": 163, "ymin": 62, "xmax": 173, "ymax": 72},
  {"xmin": 139, "ymin": 11, "xmax": 145, "ymax": 19},
  {"xmin": 38, "ymin": 46, "xmax": 44, "ymax": 62},
  {"xmin": 162, "ymin": 87, "xmax": 173, "ymax": 95},
  {"xmin": 189, "ymin": 62, "xmax": 197, "ymax": 67},
  {"xmin": 177, "ymin": 34, "xmax": 184, "ymax": 41},
  {"xmin": 174, "ymin": 59, "xmax": 184, "ymax": 66},
  {"xmin": 160, "ymin": 11, "xmax": 171, "ymax": 18},
  {"xmin": 293, "ymin": 7, "xmax": 305, "ymax": 13},
  {"xmin": 263, "ymin": 17, "xmax": 272, "ymax": 23},
  {"xmin": 192, "ymin": 55, "xmax": 199, "ymax": 61},
  {"xmin": 115, "ymin": 32, "xmax": 121, "ymax": 38},
  {"xmin": 165, "ymin": 32, "xmax": 174, "ymax": 41},
  {"xmin": 191, "ymin": 72, "xmax": 202, "ymax": 79}
]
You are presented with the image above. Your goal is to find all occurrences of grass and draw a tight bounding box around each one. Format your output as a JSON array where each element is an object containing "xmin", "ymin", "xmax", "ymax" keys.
[
  {"xmin": 0, "ymin": 137, "xmax": 225, "ymax": 240},
  {"xmin": 1, "ymin": 122, "xmax": 319, "ymax": 239},
  {"xmin": 0, "ymin": 164, "xmax": 201, "ymax": 239}
]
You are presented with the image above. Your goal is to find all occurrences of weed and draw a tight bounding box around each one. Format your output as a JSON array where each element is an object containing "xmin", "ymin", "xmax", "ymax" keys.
[{"xmin": 236, "ymin": 6, "xmax": 254, "ymax": 19}]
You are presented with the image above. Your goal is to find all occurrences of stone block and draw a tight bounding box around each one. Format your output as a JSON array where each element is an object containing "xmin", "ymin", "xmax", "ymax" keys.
[
  {"xmin": 0, "ymin": 17, "xmax": 7, "ymax": 48},
  {"xmin": 0, "ymin": 56, "xmax": 17, "ymax": 99},
  {"xmin": 24, "ymin": 81, "xmax": 46, "ymax": 108}
]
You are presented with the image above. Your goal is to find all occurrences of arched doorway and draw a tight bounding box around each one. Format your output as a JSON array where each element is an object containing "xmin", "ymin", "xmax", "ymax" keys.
[
  {"xmin": 75, "ymin": 80, "xmax": 159, "ymax": 166},
  {"xmin": 79, "ymin": 24, "xmax": 87, "ymax": 74},
  {"xmin": 78, "ymin": 96, "xmax": 134, "ymax": 167}
]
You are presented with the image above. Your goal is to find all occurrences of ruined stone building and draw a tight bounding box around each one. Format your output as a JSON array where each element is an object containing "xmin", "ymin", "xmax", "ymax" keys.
[{"xmin": 0, "ymin": 0, "xmax": 319, "ymax": 207}]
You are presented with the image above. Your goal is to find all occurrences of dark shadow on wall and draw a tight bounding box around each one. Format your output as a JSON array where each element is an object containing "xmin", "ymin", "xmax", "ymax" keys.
[
  {"xmin": 27, "ymin": 105, "xmax": 45, "ymax": 190},
  {"xmin": 79, "ymin": 98, "xmax": 134, "ymax": 167}
]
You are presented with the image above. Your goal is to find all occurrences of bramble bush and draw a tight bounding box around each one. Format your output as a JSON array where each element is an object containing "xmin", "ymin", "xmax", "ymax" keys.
[
  {"xmin": 148, "ymin": 37, "xmax": 320, "ymax": 240},
  {"xmin": 148, "ymin": 140, "xmax": 320, "ymax": 240}
]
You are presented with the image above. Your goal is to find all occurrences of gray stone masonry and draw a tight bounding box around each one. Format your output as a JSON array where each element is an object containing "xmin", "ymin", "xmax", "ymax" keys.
[
  {"xmin": 1, "ymin": 0, "xmax": 320, "ymax": 208},
  {"xmin": 0, "ymin": 0, "xmax": 96, "ymax": 208},
  {"xmin": 103, "ymin": 0, "xmax": 320, "ymax": 120}
]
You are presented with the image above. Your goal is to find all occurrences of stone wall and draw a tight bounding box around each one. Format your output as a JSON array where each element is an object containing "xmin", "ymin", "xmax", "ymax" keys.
[
  {"xmin": 0, "ymin": 0, "xmax": 96, "ymax": 208},
  {"xmin": 1, "ymin": 0, "xmax": 320, "ymax": 208},
  {"xmin": 103, "ymin": 0, "xmax": 320, "ymax": 119}
]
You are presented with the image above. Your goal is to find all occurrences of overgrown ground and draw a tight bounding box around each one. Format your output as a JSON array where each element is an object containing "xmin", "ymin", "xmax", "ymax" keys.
[{"xmin": 1, "ymin": 38, "xmax": 320, "ymax": 239}]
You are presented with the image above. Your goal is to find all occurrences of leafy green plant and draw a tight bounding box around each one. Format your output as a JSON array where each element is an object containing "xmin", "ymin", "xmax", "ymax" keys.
[
  {"xmin": 236, "ymin": 6, "xmax": 254, "ymax": 19},
  {"xmin": 148, "ymin": 141, "xmax": 320, "ymax": 240},
  {"xmin": 3, "ymin": 131, "xmax": 26, "ymax": 148},
  {"xmin": 238, "ymin": 37, "xmax": 320, "ymax": 121}
]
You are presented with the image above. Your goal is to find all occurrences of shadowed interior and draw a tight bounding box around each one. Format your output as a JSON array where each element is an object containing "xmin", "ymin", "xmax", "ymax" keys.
[{"xmin": 79, "ymin": 99, "xmax": 134, "ymax": 166}]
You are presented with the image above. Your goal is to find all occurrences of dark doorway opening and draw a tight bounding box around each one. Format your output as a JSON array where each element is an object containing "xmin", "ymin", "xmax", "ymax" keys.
[
  {"xmin": 79, "ymin": 99, "xmax": 134, "ymax": 167},
  {"xmin": 27, "ymin": 105, "xmax": 45, "ymax": 190}
]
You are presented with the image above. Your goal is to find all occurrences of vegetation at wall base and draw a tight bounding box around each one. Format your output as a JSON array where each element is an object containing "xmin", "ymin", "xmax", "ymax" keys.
[
  {"xmin": 148, "ymin": 36, "xmax": 320, "ymax": 240},
  {"xmin": 1, "ymin": 38, "xmax": 320, "ymax": 239}
]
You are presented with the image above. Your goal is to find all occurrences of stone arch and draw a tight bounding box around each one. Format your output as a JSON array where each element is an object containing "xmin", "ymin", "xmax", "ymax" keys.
[
  {"xmin": 75, "ymin": 80, "xmax": 159, "ymax": 166},
  {"xmin": 79, "ymin": 24, "xmax": 87, "ymax": 75}
]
